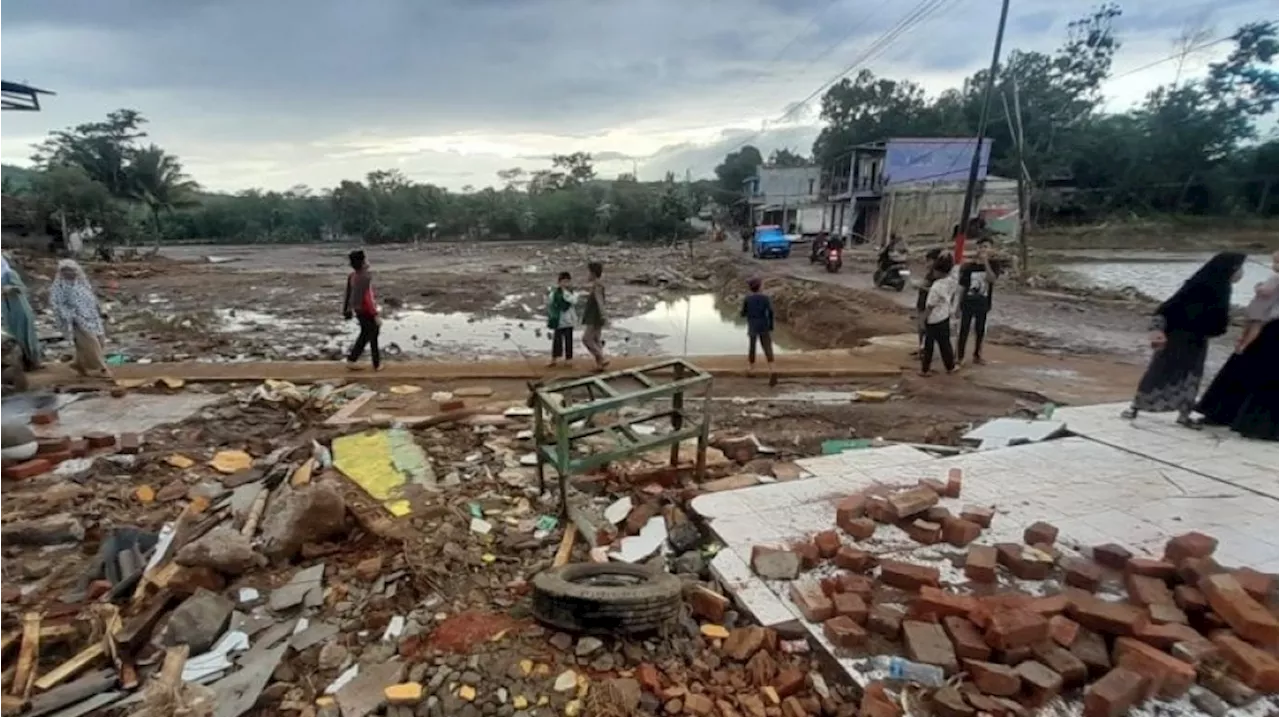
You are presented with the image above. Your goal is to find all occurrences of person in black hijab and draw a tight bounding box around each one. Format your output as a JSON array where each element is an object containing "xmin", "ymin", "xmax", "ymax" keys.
[{"xmin": 1121, "ymin": 252, "xmax": 1246, "ymax": 426}]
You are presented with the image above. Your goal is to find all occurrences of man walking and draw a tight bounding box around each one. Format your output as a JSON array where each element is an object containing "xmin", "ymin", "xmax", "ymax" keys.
[
  {"xmin": 956, "ymin": 240, "xmax": 998, "ymax": 364},
  {"xmin": 343, "ymin": 250, "xmax": 381, "ymax": 371}
]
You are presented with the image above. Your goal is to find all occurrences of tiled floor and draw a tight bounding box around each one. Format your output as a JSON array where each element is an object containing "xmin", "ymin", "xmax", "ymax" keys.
[{"xmin": 694, "ymin": 402, "xmax": 1279, "ymax": 695}]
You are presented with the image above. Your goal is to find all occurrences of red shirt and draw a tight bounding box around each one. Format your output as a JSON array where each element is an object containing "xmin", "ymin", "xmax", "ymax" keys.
[{"xmin": 347, "ymin": 270, "xmax": 377, "ymax": 317}]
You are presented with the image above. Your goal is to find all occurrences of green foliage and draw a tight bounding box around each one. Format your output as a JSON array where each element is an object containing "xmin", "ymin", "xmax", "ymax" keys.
[{"xmin": 767, "ymin": 149, "xmax": 810, "ymax": 167}]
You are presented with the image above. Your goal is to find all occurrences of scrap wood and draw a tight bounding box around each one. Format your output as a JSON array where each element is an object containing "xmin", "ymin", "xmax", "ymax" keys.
[
  {"xmin": 115, "ymin": 592, "xmax": 175, "ymax": 650},
  {"xmin": 0, "ymin": 632, "xmax": 15, "ymax": 654},
  {"xmin": 552, "ymin": 529, "xmax": 576, "ymax": 568},
  {"xmin": 11, "ymin": 612, "xmax": 41, "ymax": 699},
  {"xmin": 290, "ymin": 458, "xmax": 314, "ymax": 487},
  {"xmin": 239, "ymin": 490, "xmax": 269, "ymax": 538},
  {"xmin": 132, "ymin": 497, "xmax": 210, "ymax": 603},
  {"xmin": 0, "ymin": 695, "xmax": 24, "ymax": 716},
  {"xmin": 32, "ymin": 642, "xmax": 106, "ymax": 691},
  {"xmin": 136, "ymin": 645, "xmax": 214, "ymax": 717}
]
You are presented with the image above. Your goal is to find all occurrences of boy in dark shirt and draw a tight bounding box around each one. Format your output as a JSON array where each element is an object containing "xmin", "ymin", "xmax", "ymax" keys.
[
  {"xmin": 740, "ymin": 277, "xmax": 778, "ymax": 386},
  {"xmin": 343, "ymin": 250, "xmax": 381, "ymax": 371},
  {"xmin": 956, "ymin": 241, "xmax": 998, "ymax": 364}
]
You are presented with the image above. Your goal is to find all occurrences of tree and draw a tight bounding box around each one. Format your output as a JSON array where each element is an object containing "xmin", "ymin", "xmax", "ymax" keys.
[
  {"xmin": 550, "ymin": 153, "xmax": 596, "ymax": 186},
  {"xmin": 128, "ymin": 145, "xmax": 200, "ymax": 246},
  {"xmin": 32, "ymin": 109, "xmax": 148, "ymax": 199},
  {"xmin": 811, "ymin": 70, "xmax": 931, "ymax": 166},
  {"xmin": 713, "ymin": 146, "xmax": 763, "ymax": 194},
  {"xmin": 767, "ymin": 148, "xmax": 810, "ymax": 167}
]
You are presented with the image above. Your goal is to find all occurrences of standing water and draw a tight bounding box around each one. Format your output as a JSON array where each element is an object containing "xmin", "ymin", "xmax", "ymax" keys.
[{"xmin": 1058, "ymin": 254, "xmax": 1273, "ymax": 306}]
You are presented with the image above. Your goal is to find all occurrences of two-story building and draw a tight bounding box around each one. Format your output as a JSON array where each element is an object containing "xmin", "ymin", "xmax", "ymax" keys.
[{"xmin": 743, "ymin": 165, "xmax": 826, "ymax": 238}]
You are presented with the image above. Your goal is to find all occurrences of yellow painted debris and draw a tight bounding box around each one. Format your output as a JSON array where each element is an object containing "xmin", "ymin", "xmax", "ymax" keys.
[
  {"xmin": 513, "ymin": 695, "xmax": 529, "ymax": 709},
  {"xmin": 384, "ymin": 682, "xmax": 423, "ymax": 705},
  {"xmin": 389, "ymin": 385, "xmax": 422, "ymax": 395},
  {"xmin": 564, "ymin": 699, "xmax": 582, "ymax": 716},
  {"xmin": 458, "ymin": 685, "xmax": 477, "ymax": 702},
  {"xmin": 158, "ymin": 376, "xmax": 185, "ymax": 389},
  {"xmin": 519, "ymin": 659, "xmax": 533, "ymax": 676},
  {"xmin": 209, "ymin": 450, "xmax": 253, "ymax": 475},
  {"xmin": 290, "ymin": 458, "xmax": 314, "ymax": 487},
  {"xmin": 315, "ymin": 697, "xmax": 336, "ymax": 707},
  {"xmin": 135, "ymin": 485, "xmax": 155, "ymax": 503},
  {"xmin": 331, "ymin": 431, "xmax": 412, "ymax": 517},
  {"xmin": 482, "ymin": 553, "xmax": 497, "ymax": 564},
  {"xmin": 700, "ymin": 624, "xmax": 729, "ymax": 639},
  {"xmin": 164, "ymin": 454, "xmax": 195, "ymax": 469},
  {"xmin": 537, "ymin": 696, "xmax": 549, "ymax": 706}
]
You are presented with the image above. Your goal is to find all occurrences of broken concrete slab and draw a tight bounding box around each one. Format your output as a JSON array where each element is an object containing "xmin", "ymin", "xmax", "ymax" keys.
[
  {"xmin": 335, "ymin": 660, "xmax": 406, "ymax": 717},
  {"xmin": 260, "ymin": 484, "xmax": 347, "ymax": 561},
  {"xmin": 268, "ymin": 563, "xmax": 325, "ymax": 612},
  {"xmin": 161, "ymin": 588, "xmax": 234, "ymax": 654},
  {"xmin": 291, "ymin": 620, "xmax": 341, "ymax": 652},
  {"xmin": 176, "ymin": 526, "xmax": 265, "ymax": 575},
  {"xmin": 209, "ymin": 642, "xmax": 288, "ymax": 717}
]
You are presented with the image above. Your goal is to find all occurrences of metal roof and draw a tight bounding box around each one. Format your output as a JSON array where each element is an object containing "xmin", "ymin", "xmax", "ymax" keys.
[{"xmin": 1, "ymin": 81, "xmax": 55, "ymax": 111}]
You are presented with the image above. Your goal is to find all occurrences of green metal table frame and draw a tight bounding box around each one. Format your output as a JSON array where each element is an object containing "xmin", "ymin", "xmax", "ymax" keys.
[{"xmin": 532, "ymin": 359, "xmax": 714, "ymax": 516}]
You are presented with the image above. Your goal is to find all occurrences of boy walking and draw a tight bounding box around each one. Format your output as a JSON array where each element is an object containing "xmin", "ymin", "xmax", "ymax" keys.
[
  {"xmin": 343, "ymin": 250, "xmax": 381, "ymax": 371},
  {"xmin": 741, "ymin": 277, "xmax": 778, "ymax": 386},
  {"xmin": 547, "ymin": 272, "xmax": 577, "ymax": 366},
  {"xmin": 920, "ymin": 254, "xmax": 958, "ymax": 376},
  {"xmin": 580, "ymin": 261, "xmax": 609, "ymax": 370},
  {"xmin": 956, "ymin": 240, "xmax": 998, "ymax": 364}
]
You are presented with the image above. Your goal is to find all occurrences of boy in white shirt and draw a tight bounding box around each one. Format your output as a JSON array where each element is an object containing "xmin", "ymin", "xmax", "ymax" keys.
[{"xmin": 921, "ymin": 254, "xmax": 959, "ymax": 376}]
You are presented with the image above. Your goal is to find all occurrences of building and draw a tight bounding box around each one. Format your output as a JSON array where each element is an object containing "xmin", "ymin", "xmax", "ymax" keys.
[
  {"xmin": 743, "ymin": 165, "xmax": 826, "ymax": 237},
  {"xmin": 823, "ymin": 137, "xmax": 1017, "ymax": 245}
]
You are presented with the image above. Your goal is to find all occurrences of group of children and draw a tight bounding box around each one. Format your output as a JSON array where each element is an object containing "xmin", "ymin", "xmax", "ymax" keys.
[
  {"xmin": 914, "ymin": 240, "xmax": 999, "ymax": 376},
  {"xmin": 544, "ymin": 262, "xmax": 609, "ymax": 370}
]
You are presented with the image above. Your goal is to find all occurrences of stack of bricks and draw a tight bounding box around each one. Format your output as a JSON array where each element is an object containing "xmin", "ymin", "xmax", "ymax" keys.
[
  {"xmin": 748, "ymin": 481, "xmax": 1277, "ymax": 716},
  {"xmin": 1, "ymin": 423, "xmax": 132, "ymax": 481}
]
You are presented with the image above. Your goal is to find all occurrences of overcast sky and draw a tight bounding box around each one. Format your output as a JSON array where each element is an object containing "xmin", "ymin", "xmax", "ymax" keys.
[{"xmin": 2, "ymin": 0, "xmax": 1275, "ymax": 192}]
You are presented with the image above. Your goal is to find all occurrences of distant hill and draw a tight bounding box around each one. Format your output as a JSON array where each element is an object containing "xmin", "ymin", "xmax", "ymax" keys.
[{"xmin": 1, "ymin": 164, "xmax": 37, "ymax": 192}]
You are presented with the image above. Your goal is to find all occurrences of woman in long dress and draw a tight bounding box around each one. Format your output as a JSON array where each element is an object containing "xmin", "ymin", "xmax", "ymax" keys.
[
  {"xmin": 1194, "ymin": 251, "xmax": 1278, "ymax": 440},
  {"xmin": 1, "ymin": 254, "xmax": 42, "ymax": 370},
  {"xmin": 48, "ymin": 259, "xmax": 112, "ymax": 378},
  {"xmin": 1121, "ymin": 252, "xmax": 1246, "ymax": 427}
]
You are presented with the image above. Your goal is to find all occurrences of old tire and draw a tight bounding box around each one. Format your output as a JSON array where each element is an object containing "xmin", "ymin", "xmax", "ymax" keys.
[{"xmin": 531, "ymin": 563, "xmax": 683, "ymax": 635}]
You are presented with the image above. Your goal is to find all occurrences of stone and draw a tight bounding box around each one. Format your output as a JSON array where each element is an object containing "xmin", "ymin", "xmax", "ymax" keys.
[
  {"xmin": 867, "ymin": 605, "xmax": 905, "ymax": 638},
  {"xmin": 745, "ymin": 650, "xmax": 778, "ymax": 686},
  {"xmin": 259, "ymin": 482, "xmax": 347, "ymax": 560},
  {"xmin": 1091, "ymin": 543, "xmax": 1131, "ymax": 570},
  {"xmin": 575, "ymin": 637, "xmax": 603, "ymax": 656},
  {"xmin": 160, "ymin": 588, "xmax": 234, "ymax": 654},
  {"xmin": 822, "ymin": 615, "xmax": 867, "ymax": 648},
  {"xmin": 1082, "ymin": 667, "xmax": 1147, "ymax": 717},
  {"xmin": 878, "ymin": 561, "xmax": 939, "ymax": 591},
  {"xmin": 964, "ymin": 545, "xmax": 998, "ymax": 583},
  {"xmin": 1188, "ymin": 687, "xmax": 1231, "ymax": 717},
  {"xmin": 355, "ymin": 555, "xmax": 384, "ymax": 582},
  {"xmin": 833, "ymin": 547, "xmax": 876, "ymax": 573},
  {"xmin": 1113, "ymin": 636, "xmax": 1195, "ymax": 699},
  {"xmin": 750, "ymin": 546, "xmax": 801, "ymax": 581},
  {"xmin": 175, "ymin": 525, "xmax": 265, "ymax": 575},
  {"xmin": 903, "ymin": 620, "xmax": 958, "ymax": 674},
  {"xmin": 549, "ymin": 633, "xmax": 573, "ymax": 651},
  {"xmin": 772, "ymin": 669, "xmax": 805, "ymax": 698},
  {"xmin": 1200, "ymin": 573, "xmax": 1279, "ymax": 648},
  {"xmin": 723, "ymin": 626, "xmax": 767, "ymax": 661},
  {"xmin": 963, "ymin": 660, "xmax": 1020, "ymax": 696},
  {"xmin": 319, "ymin": 643, "xmax": 349, "ymax": 670},
  {"xmin": 386, "ymin": 683, "xmax": 423, "ymax": 705}
]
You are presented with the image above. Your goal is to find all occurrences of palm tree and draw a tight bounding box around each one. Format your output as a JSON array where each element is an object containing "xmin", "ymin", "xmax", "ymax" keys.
[{"xmin": 127, "ymin": 145, "xmax": 199, "ymax": 246}]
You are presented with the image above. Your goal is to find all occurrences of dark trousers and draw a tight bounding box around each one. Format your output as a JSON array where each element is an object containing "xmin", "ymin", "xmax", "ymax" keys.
[
  {"xmin": 921, "ymin": 320, "xmax": 955, "ymax": 374},
  {"xmin": 347, "ymin": 314, "xmax": 381, "ymax": 367},
  {"xmin": 551, "ymin": 327, "xmax": 574, "ymax": 360},
  {"xmin": 748, "ymin": 331, "xmax": 774, "ymax": 364},
  {"xmin": 956, "ymin": 301, "xmax": 989, "ymax": 360}
]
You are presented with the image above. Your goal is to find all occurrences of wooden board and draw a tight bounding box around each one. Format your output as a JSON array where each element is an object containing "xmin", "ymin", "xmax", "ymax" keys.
[{"xmin": 10, "ymin": 613, "xmax": 40, "ymax": 699}]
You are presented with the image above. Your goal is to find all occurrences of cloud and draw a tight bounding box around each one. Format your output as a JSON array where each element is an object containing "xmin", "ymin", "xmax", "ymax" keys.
[{"xmin": 2, "ymin": 0, "xmax": 1273, "ymax": 191}]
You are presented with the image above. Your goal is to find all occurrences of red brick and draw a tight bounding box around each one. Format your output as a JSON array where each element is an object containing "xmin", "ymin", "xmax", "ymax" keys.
[
  {"xmin": 1178, "ymin": 556, "xmax": 1225, "ymax": 585},
  {"xmin": 994, "ymin": 543, "xmax": 1052, "ymax": 580},
  {"xmin": 813, "ymin": 530, "xmax": 842, "ymax": 559},
  {"xmin": 723, "ymin": 626, "xmax": 768, "ymax": 661},
  {"xmin": 1031, "ymin": 641, "xmax": 1089, "ymax": 686},
  {"xmin": 772, "ymin": 668, "xmax": 805, "ymax": 698},
  {"xmin": 1023, "ymin": 521, "xmax": 1058, "ymax": 546},
  {"xmin": 859, "ymin": 683, "xmax": 903, "ymax": 717},
  {"xmin": 834, "ymin": 546, "xmax": 877, "ymax": 573},
  {"xmin": 984, "ymin": 610, "xmax": 1048, "ymax": 651},
  {"xmin": 1126, "ymin": 573, "xmax": 1173, "ymax": 607},
  {"xmin": 834, "ymin": 573, "xmax": 874, "ymax": 599},
  {"xmin": 1211, "ymin": 631, "xmax": 1279, "ymax": 692},
  {"xmin": 916, "ymin": 586, "xmax": 977, "ymax": 620},
  {"xmin": 963, "ymin": 660, "xmax": 1020, "ymax": 696},
  {"xmin": 1200, "ymin": 573, "xmax": 1279, "ymax": 648},
  {"xmin": 67, "ymin": 438, "xmax": 89, "ymax": 458},
  {"xmin": 688, "ymin": 585, "xmax": 730, "ymax": 622},
  {"xmin": 1173, "ymin": 585, "xmax": 1208, "ymax": 613},
  {"xmin": 1231, "ymin": 568, "xmax": 1279, "ymax": 602},
  {"xmin": 1170, "ymin": 638, "xmax": 1222, "ymax": 667},
  {"xmin": 1113, "ymin": 636, "xmax": 1196, "ymax": 699},
  {"xmin": 1067, "ymin": 595, "xmax": 1148, "ymax": 637},
  {"xmin": 1126, "ymin": 557, "xmax": 1176, "ymax": 580},
  {"xmin": 1026, "ymin": 594, "xmax": 1068, "ymax": 617},
  {"xmin": 85, "ymin": 432, "xmax": 117, "ymax": 449},
  {"xmin": 867, "ymin": 604, "xmax": 904, "ymax": 638},
  {"xmin": 1147, "ymin": 602, "xmax": 1188, "ymax": 626},
  {"xmin": 878, "ymin": 560, "xmax": 939, "ymax": 591},
  {"xmin": 865, "ymin": 495, "xmax": 894, "ymax": 524},
  {"xmin": 1091, "ymin": 543, "xmax": 1132, "ymax": 570},
  {"xmin": 39, "ymin": 449, "xmax": 71, "ymax": 466},
  {"xmin": 790, "ymin": 582, "xmax": 834, "ymax": 623},
  {"xmin": 1062, "ymin": 558, "xmax": 1103, "ymax": 592},
  {"xmin": 823, "ymin": 615, "xmax": 867, "ymax": 648},
  {"xmin": 2, "ymin": 458, "xmax": 52, "ymax": 481},
  {"xmin": 964, "ymin": 545, "xmax": 997, "ymax": 583},
  {"xmin": 903, "ymin": 620, "xmax": 959, "ymax": 674},
  {"xmin": 1083, "ymin": 667, "xmax": 1148, "ymax": 717},
  {"xmin": 903, "ymin": 519, "xmax": 941, "ymax": 545},
  {"xmin": 993, "ymin": 645, "xmax": 1032, "ymax": 666},
  {"xmin": 833, "ymin": 593, "xmax": 868, "ymax": 623},
  {"xmin": 789, "ymin": 540, "xmax": 820, "ymax": 569},
  {"xmin": 636, "ymin": 663, "xmax": 662, "ymax": 693},
  {"xmin": 942, "ymin": 616, "xmax": 990, "ymax": 661},
  {"xmin": 1016, "ymin": 660, "xmax": 1063, "ymax": 706},
  {"xmin": 36, "ymin": 436, "xmax": 70, "ymax": 454},
  {"xmin": 945, "ymin": 467, "xmax": 962, "ymax": 498},
  {"xmin": 31, "ymin": 409, "xmax": 58, "ymax": 425},
  {"xmin": 886, "ymin": 486, "xmax": 938, "ymax": 520},
  {"xmin": 1163, "ymin": 531, "xmax": 1218, "ymax": 565},
  {"xmin": 118, "ymin": 433, "xmax": 142, "ymax": 454},
  {"xmin": 1048, "ymin": 616, "xmax": 1079, "ymax": 648},
  {"xmin": 942, "ymin": 518, "xmax": 981, "ymax": 547},
  {"xmin": 841, "ymin": 517, "xmax": 876, "ymax": 541},
  {"xmin": 1071, "ymin": 628, "xmax": 1112, "ymax": 676},
  {"xmin": 835, "ymin": 494, "xmax": 866, "ymax": 524},
  {"xmin": 918, "ymin": 477, "xmax": 947, "ymax": 495},
  {"xmin": 959, "ymin": 505, "xmax": 994, "ymax": 528}
]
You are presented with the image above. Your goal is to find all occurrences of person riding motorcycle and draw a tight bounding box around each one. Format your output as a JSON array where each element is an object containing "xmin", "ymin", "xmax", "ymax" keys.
[{"xmin": 878, "ymin": 233, "xmax": 908, "ymax": 270}]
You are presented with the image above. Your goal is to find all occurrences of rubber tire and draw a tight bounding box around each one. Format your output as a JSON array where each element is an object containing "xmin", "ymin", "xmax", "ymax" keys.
[{"xmin": 531, "ymin": 563, "xmax": 683, "ymax": 635}]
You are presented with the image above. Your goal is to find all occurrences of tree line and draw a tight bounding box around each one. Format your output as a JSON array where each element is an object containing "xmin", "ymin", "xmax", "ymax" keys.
[{"xmin": 716, "ymin": 5, "xmax": 1279, "ymax": 221}]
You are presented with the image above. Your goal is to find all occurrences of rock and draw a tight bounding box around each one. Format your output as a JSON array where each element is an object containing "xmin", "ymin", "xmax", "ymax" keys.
[
  {"xmin": 590, "ymin": 653, "xmax": 616, "ymax": 672},
  {"xmin": 550, "ymin": 633, "xmax": 574, "ymax": 651},
  {"xmin": 160, "ymin": 588, "xmax": 234, "ymax": 654},
  {"xmin": 672, "ymin": 551, "xmax": 706, "ymax": 576},
  {"xmin": 576, "ymin": 637, "xmax": 604, "ymax": 656},
  {"xmin": 175, "ymin": 525, "xmax": 265, "ymax": 575},
  {"xmin": 668, "ymin": 523, "xmax": 701, "ymax": 553},
  {"xmin": 260, "ymin": 483, "xmax": 347, "ymax": 560},
  {"xmin": 596, "ymin": 678, "xmax": 641, "ymax": 712},
  {"xmin": 0, "ymin": 513, "xmax": 86, "ymax": 546},
  {"xmin": 554, "ymin": 670, "xmax": 578, "ymax": 692},
  {"xmin": 318, "ymin": 643, "xmax": 349, "ymax": 671}
]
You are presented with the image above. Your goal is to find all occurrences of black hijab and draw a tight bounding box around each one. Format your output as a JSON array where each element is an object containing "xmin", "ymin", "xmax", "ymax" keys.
[{"xmin": 1157, "ymin": 252, "xmax": 1246, "ymax": 337}]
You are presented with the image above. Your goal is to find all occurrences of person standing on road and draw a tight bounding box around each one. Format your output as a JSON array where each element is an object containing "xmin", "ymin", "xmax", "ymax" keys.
[
  {"xmin": 920, "ymin": 253, "xmax": 959, "ymax": 376},
  {"xmin": 956, "ymin": 240, "xmax": 999, "ymax": 365},
  {"xmin": 343, "ymin": 250, "xmax": 382, "ymax": 371},
  {"xmin": 913, "ymin": 248, "xmax": 943, "ymax": 356},
  {"xmin": 740, "ymin": 225, "xmax": 753, "ymax": 253},
  {"xmin": 2, "ymin": 254, "xmax": 42, "ymax": 371},
  {"xmin": 49, "ymin": 259, "xmax": 111, "ymax": 378},
  {"xmin": 740, "ymin": 277, "xmax": 778, "ymax": 387},
  {"xmin": 580, "ymin": 261, "xmax": 609, "ymax": 371},
  {"xmin": 1121, "ymin": 251, "xmax": 1246, "ymax": 427},
  {"xmin": 546, "ymin": 271, "xmax": 578, "ymax": 367}
]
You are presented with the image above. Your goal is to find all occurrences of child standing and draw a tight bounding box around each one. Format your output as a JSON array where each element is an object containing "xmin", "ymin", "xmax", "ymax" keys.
[
  {"xmin": 547, "ymin": 272, "xmax": 577, "ymax": 367},
  {"xmin": 580, "ymin": 261, "xmax": 609, "ymax": 371},
  {"xmin": 920, "ymin": 254, "xmax": 959, "ymax": 376},
  {"xmin": 343, "ymin": 250, "xmax": 381, "ymax": 371},
  {"xmin": 740, "ymin": 277, "xmax": 778, "ymax": 386}
]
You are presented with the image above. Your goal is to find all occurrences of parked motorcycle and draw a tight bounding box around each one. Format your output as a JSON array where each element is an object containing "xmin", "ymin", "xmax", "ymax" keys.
[{"xmin": 825, "ymin": 247, "xmax": 843, "ymax": 273}]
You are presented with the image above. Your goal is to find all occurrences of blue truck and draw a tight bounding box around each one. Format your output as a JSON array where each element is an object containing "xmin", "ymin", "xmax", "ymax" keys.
[{"xmin": 751, "ymin": 225, "xmax": 791, "ymax": 259}]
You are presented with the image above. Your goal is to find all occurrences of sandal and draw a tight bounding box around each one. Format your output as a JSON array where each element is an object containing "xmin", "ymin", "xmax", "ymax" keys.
[{"xmin": 1120, "ymin": 408, "xmax": 1137, "ymax": 420}]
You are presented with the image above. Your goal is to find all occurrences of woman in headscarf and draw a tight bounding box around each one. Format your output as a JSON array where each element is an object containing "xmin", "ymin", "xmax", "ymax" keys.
[
  {"xmin": 48, "ymin": 259, "xmax": 111, "ymax": 378},
  {"xmin": 1121, "ymin": 252, "xmax": 1246, "ymax": 426},
  {"xmin": 1, "ymin": 254, "xmax": 42, "ymax": 370}
]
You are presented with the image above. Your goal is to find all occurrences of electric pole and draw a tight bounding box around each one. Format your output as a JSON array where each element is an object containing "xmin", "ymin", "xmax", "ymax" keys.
[
  {"xmin": 1001, "ymin": 82, "xmax": 1030, "ymax": 280},
  {"xmin": 954, "ymin": 0, "xmax": 1011, "ymax": 265}
]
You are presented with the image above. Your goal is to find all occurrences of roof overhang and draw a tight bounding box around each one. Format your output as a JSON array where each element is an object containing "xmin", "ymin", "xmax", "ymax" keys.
[{"xmin": 1, "ymin": 81, "xmax": 55, "ymax": 111}]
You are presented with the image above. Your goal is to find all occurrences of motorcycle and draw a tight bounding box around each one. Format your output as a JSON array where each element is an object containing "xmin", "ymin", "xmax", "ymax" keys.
[
  {"xmin": 824, "ymin": 247, "xmax": 843, "ymax": 273},
  {"xmin": 873, "ymin": 260, "xmax": 910, "ymax": 291}
]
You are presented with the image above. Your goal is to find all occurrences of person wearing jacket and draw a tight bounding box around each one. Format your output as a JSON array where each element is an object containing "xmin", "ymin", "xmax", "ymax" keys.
[
  {"xmin": 546, "ymin": 271, "xmax": 578, "ymax": 367},
  {"xmin": 343, "ymin": 250, "xmax": 381, "ymax": 371}
]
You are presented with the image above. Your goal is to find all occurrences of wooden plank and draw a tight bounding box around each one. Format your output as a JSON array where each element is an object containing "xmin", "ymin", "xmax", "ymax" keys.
[
  {"xmin": 323, "ymin": 390, "xmax": 377, "ymax": 425},
  {"xmin": 11, "ymin": 613, "xmax": 40, "ymax": 698},
  {"xmin": 155, "ymin": 645, "xmax": 189, "ymax": 689},
  {"xmin": 32, "ymin": 642, "xmax": 106, "ymax": 692},
  {"xmin": 0, "ymin": 633, "xmax": 16, "ymax": 654},
  {"xmin": 290, "ymin": 458, "xmax": 315, "ymax": 487},
  {"xmin": 1, "ymin": 695, "xmax": 25, "ymax": 716},
  {"xmin": 552, "ymin": 529, "xmax": 576, "ymax": 568}
]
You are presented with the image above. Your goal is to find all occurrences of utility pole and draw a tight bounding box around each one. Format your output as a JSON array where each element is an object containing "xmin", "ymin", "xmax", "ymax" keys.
[
  {"xmin": 1001, "ymin": 81, "xmax": 1030, "ymax": 280},
  {"xmin": 954, "ymin": 0, "xmax": 1011, "ymax": 265}
]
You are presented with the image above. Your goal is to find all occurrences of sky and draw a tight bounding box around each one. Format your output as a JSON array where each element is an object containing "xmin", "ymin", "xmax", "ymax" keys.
[{"xmin": 2, "ymin": 0, "xmax": 1276, "ymax": 193}]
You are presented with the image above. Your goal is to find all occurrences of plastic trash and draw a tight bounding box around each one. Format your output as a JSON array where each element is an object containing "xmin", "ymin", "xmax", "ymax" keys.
[{"xmin": 870, "ymin": 656, "xmax": 946, "ymax": 687}]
